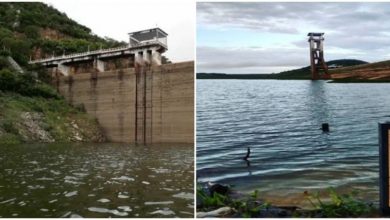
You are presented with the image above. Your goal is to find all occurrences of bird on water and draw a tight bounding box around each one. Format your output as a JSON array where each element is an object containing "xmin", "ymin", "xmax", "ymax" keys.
[{"xmin": 243, "ymin": 147, "xmax": 251, "ymax": 161}]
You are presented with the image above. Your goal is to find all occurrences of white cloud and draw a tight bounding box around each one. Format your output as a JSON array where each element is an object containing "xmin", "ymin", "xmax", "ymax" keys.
[{"xmin": 197, "ymin": 2, "xmax": 390, "ymax": 73}]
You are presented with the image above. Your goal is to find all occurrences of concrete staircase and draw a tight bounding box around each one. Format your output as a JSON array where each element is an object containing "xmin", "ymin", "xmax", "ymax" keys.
[{"xmin": 7, "ymin": 56, "xmax": 24, "ymax": 74}]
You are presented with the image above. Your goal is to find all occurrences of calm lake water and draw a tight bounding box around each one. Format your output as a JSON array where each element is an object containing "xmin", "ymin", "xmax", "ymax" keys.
[
  {"xmin": 197, "ymin": 80, "xmax": 390, "ymax": 206},
  {"xmin": 0, "ymin": 143, "xmax": 193, "ymax": 217}
]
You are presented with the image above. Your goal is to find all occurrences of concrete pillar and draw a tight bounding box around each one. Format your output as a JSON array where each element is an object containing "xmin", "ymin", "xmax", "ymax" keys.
[
  {"xmin": 152, "ymin": 49, "xmax": 162, "ymax": 66},
  {"xmin": 58, "ymin": 63, "xmax": 69, "ymax": 76},
  {"xmin": 135, "ymin": 51, "xmax": 144, "ymax": 65},
  {"xmin": 143, "ymin": 49, "xmax": 151, "ymax": 65},
  {"xmin": 94, "ymin": 58, "xmax": 105, "ymax": 72}
]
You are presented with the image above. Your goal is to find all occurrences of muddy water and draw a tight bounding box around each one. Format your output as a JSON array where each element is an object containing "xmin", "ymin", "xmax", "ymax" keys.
[{"xmin": 0, "ymin": 143, "xmax": 193, "ymax": 217}]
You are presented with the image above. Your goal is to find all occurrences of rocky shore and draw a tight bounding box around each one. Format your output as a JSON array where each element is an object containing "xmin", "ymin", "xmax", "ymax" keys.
[{"xmin": 0, "ymin": 92, "xmax": 105, "ymax": 144}]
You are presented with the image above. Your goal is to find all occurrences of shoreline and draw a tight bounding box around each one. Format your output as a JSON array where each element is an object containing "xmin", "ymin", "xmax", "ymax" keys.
[{"xmin": 196, "ymin": 183, "xmax": 380, "ymax": 218}]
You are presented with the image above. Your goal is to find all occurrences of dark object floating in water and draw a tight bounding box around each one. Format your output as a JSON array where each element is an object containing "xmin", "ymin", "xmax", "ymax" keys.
[
  {"xmin": 209, "ymin": 183, "xmax": 229, "ymax": 196},
  {"xmin": 321, "ymin": 123, "xmax": 329, "ymax": 132},
  {"xmin": 243, "ymin": 147, "xmax": 251, "ymax": 160}
]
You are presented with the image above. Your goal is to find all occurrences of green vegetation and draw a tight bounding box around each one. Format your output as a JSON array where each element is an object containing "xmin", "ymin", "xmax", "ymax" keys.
[
  {"xmin": 0, "ymin": 2, "xmax": 117, "ymax": 144},
  {"xmin": 0, "ymin": 90, "xmax": 105, "ymax": 145},
  {"xmin": 197, "ymin": 187, "xmax": 271, "ymax": 218},
  {"xmin": 197, "ymin": 186, "xmax": 378, "ymax": 218},
  {"xmin": 302, "ymin": 188, "xmax": 376, "ymax": 217},
  {"xmin": 0, "ymin": 2, "xmax": 125, "ymax": 66},
  {"xmin": 197, "ymin": 59, "xmax": 368, "ymax": 80},
  {"xmin": 277, "ymin": 59, "xmax": 367, "ymax": 79},
  {"xmin": 0, "ymin": 69, "xmax": 59, "ymax": 98}
]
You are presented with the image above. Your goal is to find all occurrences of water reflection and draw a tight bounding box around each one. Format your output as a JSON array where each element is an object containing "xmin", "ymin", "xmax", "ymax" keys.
[{"xmin": 0, "ymin": 143, "xmax": 194, "ymax": 217}]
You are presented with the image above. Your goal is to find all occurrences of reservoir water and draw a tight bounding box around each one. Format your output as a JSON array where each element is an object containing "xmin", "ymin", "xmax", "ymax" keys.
[
  {"xmin": 0, "ymin": 143, "xmax": 193, "ymax": 217},
  {"xmin": 197, "ymin": 80, "xmax": 390, "ymax": 206}
]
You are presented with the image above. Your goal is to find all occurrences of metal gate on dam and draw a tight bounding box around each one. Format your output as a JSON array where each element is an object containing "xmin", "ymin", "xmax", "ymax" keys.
[{"xmin": 29, "ymin": 28, "xmax": 194, "ymax": 144}]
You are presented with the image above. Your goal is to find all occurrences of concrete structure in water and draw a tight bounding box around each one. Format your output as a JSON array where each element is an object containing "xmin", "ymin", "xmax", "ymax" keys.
[
  {"xmin": 308, "ymin": 32, "xmax": 330, "ymax": 80},
  {"xmin": 29, "ymin": 28, "xmax": 194, "ymax": 144}
]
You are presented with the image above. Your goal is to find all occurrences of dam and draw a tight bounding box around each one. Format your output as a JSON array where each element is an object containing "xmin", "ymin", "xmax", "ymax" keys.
[{"xmin": 29, "ymin": 28, "xmax": 194, "ymax": 144}]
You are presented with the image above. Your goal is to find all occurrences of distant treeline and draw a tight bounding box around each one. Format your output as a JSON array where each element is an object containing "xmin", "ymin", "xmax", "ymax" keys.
[
  {"xmin": 198, "ymin": 59, "xmax": 368, "ymax": 80},
  {"xmin": 197, "ymin": 73, "xmax": 277, "ymax": 79}
]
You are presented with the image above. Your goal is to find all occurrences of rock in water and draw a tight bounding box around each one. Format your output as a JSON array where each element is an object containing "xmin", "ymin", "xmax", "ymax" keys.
[{"xmin": 209, "ymin": 183, "xmax": 229, "ymax": 196}]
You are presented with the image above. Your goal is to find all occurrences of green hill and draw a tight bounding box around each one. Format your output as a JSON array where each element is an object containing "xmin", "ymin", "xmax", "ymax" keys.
[
  {"xmin": 0, "ymin": 2, "xmax": 116, "ymax": 143},
  {"xmin": 0, "ymin": 2, "xmax": 125, "ymax": 67},
  {"xmin": 276, "ymin": 59, "xmax": 368, "ymax": 79},
  {"xmin": 197, "ymin": 59, "xmax": 368, "ymax": 79}
]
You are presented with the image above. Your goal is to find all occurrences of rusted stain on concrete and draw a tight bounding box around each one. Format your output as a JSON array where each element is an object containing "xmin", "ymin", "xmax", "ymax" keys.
[{"xmin": 55, "ymin": 61, "xmax": 194, "ymax": 144}]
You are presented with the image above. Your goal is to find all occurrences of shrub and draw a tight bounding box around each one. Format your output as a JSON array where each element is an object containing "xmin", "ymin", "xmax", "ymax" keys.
[
  {"xmin": 0, "ymin": 69, "xmax": 60, "ymax": 99},
  {"xmin": 304, "ymin": 188, "xmax": 375, "ymax": 217},
  {"xmin": 2, "ymin": 120, "xmax": 19, "ymax": 135},
  {"xmin": 0, "ymin": 69, "xmax": 18, "ymax": 91}
]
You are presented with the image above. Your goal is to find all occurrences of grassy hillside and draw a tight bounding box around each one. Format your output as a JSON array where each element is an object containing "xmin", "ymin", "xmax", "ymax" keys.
[
  {"xmin": 0, "ymin": 2, "xmax": 115, "ymax": 144},
  {"xmin": 0, "ymin": 69, "xmax": 105, "ymax": 144},
  {"xmin": 277, "ymin": 59, "xmax": 368, "ymax": 79},
  {"xmin": 0, "ymin": 2, "xmax": 126, "ymax": 67},
  {"xmin": 329, "ymin": 60, "xmax": 390, "ymax": 82}
]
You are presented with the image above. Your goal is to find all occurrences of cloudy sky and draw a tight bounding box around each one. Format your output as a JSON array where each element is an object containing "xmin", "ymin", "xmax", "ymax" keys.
[
  {"xmin": 44, "ymin": 0, "xmax": 194, "ymax": 62},
  {"xmin": 197, "ymin": 2, "xmax": 390, "ymax": 74}
]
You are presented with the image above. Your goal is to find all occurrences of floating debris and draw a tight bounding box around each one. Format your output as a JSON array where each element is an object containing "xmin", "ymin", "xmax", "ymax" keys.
[
  {"xmin": 87, "ymin": 207, "xmax": 128, "ymax": 216},
  {"xmin": 144, "ymin": 201, "xmax": 174, "ymax": 205},
  {"xmin": 0, "ymin": 198, "xmax": 16, "ymax": 204},
  {"xmin": 64, "ymin": 191, "xmax": 78, "ymax": 197},
  {"xmin": 150, "ymin": 208, "xmax": 175, "ymax": 216},
  {"xmin": 97, "ymin": 198, "xmax": 110, "ymax": 203},
  {"xmin": 48, "ymin": 199, "xmax": 57, "ymax": 204},
  {"xmin": 142, "ymin": 181, "xmax": 150, "ymax": 185},
  {"xmin": 36, "ymin": 177, "xmax": 54, "ymax": 181},
  {"xmin": 172, "ymin": 192, "xmax": 193, "ymax": 200},
  {"xmin": 50, "ymin": 170, "xmax": 61, "ymax": 175},
  {"xmin": 118, "ymin": 194, "xmax": 129, "ymax": 199},
  {"xmin": 61, "ymin": 211, "xmax": 72, "ymax": 218},
  {"xmin": 111, "ymin": 176, "xmax": 134, "ymax": 181},
  {"xmin": 118, "ymin": 206, "xmax": 132, "ymax": 212},
  {"xmin": 162, "ymin": 188, "xmax": 175, "ymax": 191}
]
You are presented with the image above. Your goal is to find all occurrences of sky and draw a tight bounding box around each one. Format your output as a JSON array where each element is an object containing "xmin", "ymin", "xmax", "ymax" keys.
[
  {"xmin": 197, "ymin": 2, "xmax": 390, "ymax": 74},
  {"xmin": 43, "ymin": 0, "xmax": 195, "ymax": 62}
]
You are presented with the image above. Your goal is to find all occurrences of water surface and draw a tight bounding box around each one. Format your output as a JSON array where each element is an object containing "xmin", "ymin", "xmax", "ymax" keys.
[
  {"xmin": 197, "ymin": 80, "xmax": 390, "ymax": 206},
  {"xmin": 0, "ymin": 143, "xmax": 193, "ymax": 217}
]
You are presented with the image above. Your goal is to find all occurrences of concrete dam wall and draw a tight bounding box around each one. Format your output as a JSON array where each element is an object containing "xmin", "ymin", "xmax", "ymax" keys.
[{"xmin": 53, "ymin": 61, "xmax": 194, "ymax": 144}]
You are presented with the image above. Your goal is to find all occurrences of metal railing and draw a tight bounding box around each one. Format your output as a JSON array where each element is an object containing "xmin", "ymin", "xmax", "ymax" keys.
[{"xmin": 29, "ymin": 39, "xmax": 167, "ymax": 64}]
